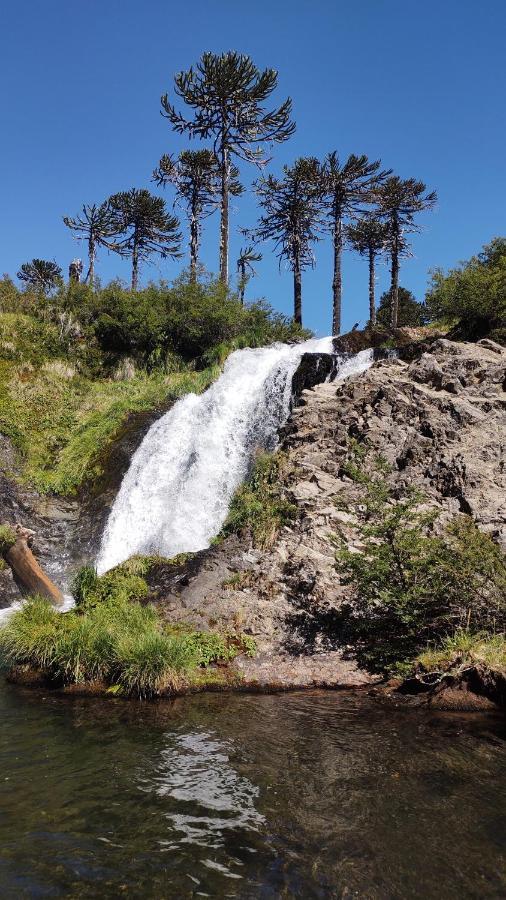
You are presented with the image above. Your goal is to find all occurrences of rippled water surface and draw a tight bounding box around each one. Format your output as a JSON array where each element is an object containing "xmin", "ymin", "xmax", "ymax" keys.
[{"xmin": 0, "ymin": 685, "xmax": 505, "ymax": 898}]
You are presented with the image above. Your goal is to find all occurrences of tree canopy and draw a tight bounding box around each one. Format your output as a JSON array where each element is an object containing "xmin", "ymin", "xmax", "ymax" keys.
[
  {"xmin": 161, "ymin": 51, "xmax": 295, "ymax": 282},
  {"xmin": 108, "ymin": 189, "xmax": 182, "ymax": 290}
]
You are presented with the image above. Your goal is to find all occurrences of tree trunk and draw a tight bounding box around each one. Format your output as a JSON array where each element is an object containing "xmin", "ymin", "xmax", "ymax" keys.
[
  {"xmin": 368, "ymin": 248, "xmax": 376, "ymax": 325},
  {"xmin": 131, "ymin": 234, "xmax": 139, "ymax": 292},
  {"xmin": 239, "ymin": 262, "xmax": 246, "ymax": 304},
  {"xmin": 293, "ymin": 241, "xmax": 302, "ymax": 325},
  {"xmin": 332, "ymin": 207, "xmax": 343, "ymax": 335},
  {"xmin": 87, "ymin": 235, "xmax": 96, "ymax": 287},
  {"xmin": 3, "ymin": 526, "xmax": 64, "ymax": 606},
  {"xmin": 390, "ymin": 221, "xmax": 400, "ymax": 328},
  {"xmin": 219, "ymin": 147, "xmax": 229, "ymax": 284},
  {"xmin": 190, "ymin": 195, "xmax": 200, "ymax": 281}
]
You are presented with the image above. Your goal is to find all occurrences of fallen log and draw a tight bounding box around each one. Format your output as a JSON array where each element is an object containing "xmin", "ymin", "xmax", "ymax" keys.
[{"xmin": 1, "ymin": 524, "xmax": 64, "ymax": 606}]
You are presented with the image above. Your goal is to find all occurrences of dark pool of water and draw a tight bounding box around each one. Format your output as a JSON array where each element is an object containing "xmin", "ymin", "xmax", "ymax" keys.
[{"xmin": 0, "ymin": 684, "xmax": 505, "ymax": 899}]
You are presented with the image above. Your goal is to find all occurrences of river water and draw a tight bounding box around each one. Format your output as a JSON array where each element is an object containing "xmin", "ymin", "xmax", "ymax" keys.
[{"xmin": 0, "ymin": 684, "xmax": 505, "ymax": 898}]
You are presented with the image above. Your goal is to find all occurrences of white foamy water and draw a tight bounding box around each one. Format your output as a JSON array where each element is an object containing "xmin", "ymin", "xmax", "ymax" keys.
[{"xmin": 96, "ymin": 340, "xmax": 373, "ymax": 574}]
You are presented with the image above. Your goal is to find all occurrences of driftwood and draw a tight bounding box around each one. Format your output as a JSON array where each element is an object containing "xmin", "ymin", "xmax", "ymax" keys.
[{"xmin": 2, "ymin": 525, "xmax": 64, "ymax": 606}]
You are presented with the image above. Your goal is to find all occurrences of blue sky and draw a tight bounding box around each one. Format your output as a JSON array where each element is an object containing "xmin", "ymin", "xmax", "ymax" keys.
[{"xmin": 1, "ymin": 0, "xmax": 505, "ymax": 336}]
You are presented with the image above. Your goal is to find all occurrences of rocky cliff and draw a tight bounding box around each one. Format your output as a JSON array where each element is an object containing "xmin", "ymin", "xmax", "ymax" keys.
[{"xmin": 146, "ymin": 337, "xmax": 505, "ymax": 691}]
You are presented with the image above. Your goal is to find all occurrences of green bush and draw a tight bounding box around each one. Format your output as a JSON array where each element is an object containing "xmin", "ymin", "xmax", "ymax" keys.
[
  {"xmin": 221, "ymin": 451, "xmax": 297, "ymax": 547},
  {"xmin": 335, "ymin": 467, "xmax": 506, "ymax": 672},
  {"xmin": 425, "ymin": 237, "xmax": 506, "ymax": 342}
]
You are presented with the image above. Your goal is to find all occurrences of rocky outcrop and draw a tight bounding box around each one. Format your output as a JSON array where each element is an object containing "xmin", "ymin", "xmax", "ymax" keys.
[{"xmin": 150, "ymin": 337, "xmax": 505, "ymax": 692}]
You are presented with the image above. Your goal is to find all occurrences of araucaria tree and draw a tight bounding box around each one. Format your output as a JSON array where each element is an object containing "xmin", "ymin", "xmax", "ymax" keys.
[
  {"xmin": 17, "ymin": 259, "xmax": 62, "ymax": 294},
  {"xmin": 346, "ymin": 217, "xmax": 389, "ymax": 325},
  {"xmin": 322, "ymin": 153, "xmax": 390, "ymax": 335},
  {"xmin": 377, "ymin": 176, "xmax": 437, "ymax": 327},
  {"xmin": 254, "ymin": 158, "xmax": 323, "ymax": 325},
  {"xmin": 161, "ymin": 51, "xmax": 295, "ymax": 283},
  {"xmin": 153, "ymin": 149, "xmax": 241, "ymax": 279},
  {"xmin": 236, "ymin": 245, "xmax": 262, "ymax": 304},
  {"xmin": 63, "ymin": 202, "xmax": 120, "ymax": 287},
  {"xmin": 108, "ymin": 189, "xmax": 182, "ymax": 290}
]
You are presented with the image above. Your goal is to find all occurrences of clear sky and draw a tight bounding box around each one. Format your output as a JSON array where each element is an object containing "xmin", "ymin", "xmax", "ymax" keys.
[{"xmin": 1, "ymin": 0, "xmax": 505, "ymax": 335}]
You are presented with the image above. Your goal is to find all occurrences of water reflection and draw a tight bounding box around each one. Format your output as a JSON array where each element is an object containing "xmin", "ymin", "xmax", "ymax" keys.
[
  {"xmin": 143, "ymin": 731, "xmax": 264, "ymax": 851},
  {"xmin": 0, "ymin": 685, "xmax": 504, "ymax": 898}
]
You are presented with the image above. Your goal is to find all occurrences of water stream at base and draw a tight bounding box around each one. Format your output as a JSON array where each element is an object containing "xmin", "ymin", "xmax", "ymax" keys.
[{"xmin": 97, "ymin": 340, "xmax": 373, "ymax": 574}]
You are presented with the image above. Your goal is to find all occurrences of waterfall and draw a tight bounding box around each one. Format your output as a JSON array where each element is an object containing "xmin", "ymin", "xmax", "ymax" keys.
[{"xmin": 96, "ymin": 341, "xmax": 373, "ymax": 574}]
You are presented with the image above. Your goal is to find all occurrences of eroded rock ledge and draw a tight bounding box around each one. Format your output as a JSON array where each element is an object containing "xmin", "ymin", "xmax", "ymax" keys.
[{"xmin": 143, "ymin": 337, "xmax": 505, "ymax": 695}]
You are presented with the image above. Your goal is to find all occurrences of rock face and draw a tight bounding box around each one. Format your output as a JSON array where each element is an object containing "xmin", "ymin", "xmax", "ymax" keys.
[{"xmin": 150, "ymin": 338, "xmax": 505, "ymax": 690}]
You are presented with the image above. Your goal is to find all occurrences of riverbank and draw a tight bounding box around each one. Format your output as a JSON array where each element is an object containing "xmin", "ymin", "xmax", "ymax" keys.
[{"xmin": 1, "ymin": 332, "xmax": 505, "ymax": 709}]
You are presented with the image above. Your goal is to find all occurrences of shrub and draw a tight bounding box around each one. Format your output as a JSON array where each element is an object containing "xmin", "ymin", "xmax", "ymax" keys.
[
  {"xmin": 425, "ymin": 237, "xmax": 506, "ymax": 342},
  {"xmin": 221, "ymin": 451, "xmax": 297, "ymax": 547},
  {"xmin": 335, "ymin": 467, "xmax": 506, "ymax": 672}
]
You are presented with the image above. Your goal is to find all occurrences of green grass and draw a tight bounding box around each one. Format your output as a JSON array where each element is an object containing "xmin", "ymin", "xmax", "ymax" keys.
[
  {"xmin": 0, "ymin": 593, "xmax": 249, "ymax": 699},
  {"xmin": 0, "ymin": 561, "xmax": 256, "ymax": 698},
  {"xmin": 220, "ymin": 451, "xmax": 297, "ymax": 548},
  {"xmin": 417, "ymin": 631, "xmax": 506, "ymax": 673},
  {"xmin": 0, "ymin": 315, "xmax": 219, "ymax": 495}
]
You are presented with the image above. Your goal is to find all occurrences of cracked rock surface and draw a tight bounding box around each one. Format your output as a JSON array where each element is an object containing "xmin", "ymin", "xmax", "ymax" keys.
[{"xmin": 149, "ymin": 338, "xmax": 505, "ymax": 690}]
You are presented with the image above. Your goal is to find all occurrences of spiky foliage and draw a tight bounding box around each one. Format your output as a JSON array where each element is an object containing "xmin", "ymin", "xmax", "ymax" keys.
[
  {"xmin": 153, "ymin": 149, "xmax": 242, "ymax": 278},
  {"xmin": 321, "ymin": 153, "xmax": 391, "ymax": 335},
  {"xmin": 376, "ymin": 176, "xmax": 437, "ymax": 327},
  {"xmin": 63, "ymin": 202, "xmax": 120, "ymax": 287},
  {"xmin": 108, "ymin": 189, "xmax": 182, "ymax": 290},
  {"xmin": 236, "ymin": 245, "xmax": 262, "ymax": 304},
  {"xmin": 161, "ymin": 51, "xmax": 295, "ymax": 282},
  {"xmin": 254, "ymin": 157, "xmax": 323, "ymax": 324},
  {"xmin": 17, "ymin": 259, "xmax": 62, "ymax": 295},
  {"xmin": 346, "ymin": 217, "xmax": 390, "ymax": 325}
]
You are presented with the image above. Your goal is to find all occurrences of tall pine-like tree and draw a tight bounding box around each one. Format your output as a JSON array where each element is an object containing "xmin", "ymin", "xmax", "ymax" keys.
[
  {"xmin": 108, "ymin": 189, "xmax": 182, "ymax": 290},
  {"xmin": 161, "ymin": 51, "xmax": 295, "ymax": 283},
  {"xmin": 63, "ymin": 202, "xmax": 120, "ymax": 287},
  {"xmin": 254, "ymin": 157, "xmax": 323, "ymax": 325},
  {"xmin": 346, "ymin": 217, "xmax": 389, "ymax": 325},
  {"xmin": 153, "ymin": 149, "xmax": 241, "ymax": 279},
  {"xmin": 17, "ymin": 259, "xmax": 62, "ymax": 294},
  {"xmin": 376, "ymin": 176, "xmax": 437, "ymax": 327},
  {"xmin": 236, "ymin": 245, "xmax": 262, "ymax": 304},
  {"xmin": 321, "ymin": 153, "xmax": 390, "ymax": 334}
]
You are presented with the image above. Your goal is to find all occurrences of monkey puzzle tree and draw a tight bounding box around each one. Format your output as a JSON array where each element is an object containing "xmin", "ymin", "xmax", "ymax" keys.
[
  {"xmin": 346, "ymin": 217, "xmax": 389, "ymax": 325},
  {"xmin": 153, "ymin": 149, "xmax": 242, "ymax": 279},
  {"xmin": 376, "ymin": 176, "xmax": 437, "ymax": 327},
  {"xmin": 63, "ymin": 202, "xmax": 120, "ymax": 287},
  {"xmin": 236, "ymin": 245, "xmax": 262, "ymax": 304},
  {"xmin": 17, "ymin": 259, "xmax": 62, "ymax": 294},
  {"xmin": 161, "ymin": 51, "xmax": 295, "ymax": 283},
  {"xmin": 108, "ymin": 189, "xmax": 182, "ymax": 291},
  {"xmin": 254, "ymin": 157, "xmax": 323, "ymax": 325},
  {"xmin": 321, "ymin": 153, "xmax": 391, "ymax": 335}
]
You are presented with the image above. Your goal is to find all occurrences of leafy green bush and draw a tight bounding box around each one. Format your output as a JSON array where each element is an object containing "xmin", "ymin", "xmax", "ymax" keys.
[
  {"xmin": 425, "ymin": 237, "xmax": 506, "ymax": 342},
  {"xmin": 221, "ymin": 451, "xmax": 297, "ymax": 547},
  {"xmin": 335, "ymin": 468, "xmax": 506, "ymax": 672}
]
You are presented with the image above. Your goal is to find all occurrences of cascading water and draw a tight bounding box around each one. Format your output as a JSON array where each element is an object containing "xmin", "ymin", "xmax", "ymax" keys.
[{"xmin": 96, "ymin": 340, "xmax": 373, "ymax": 574}]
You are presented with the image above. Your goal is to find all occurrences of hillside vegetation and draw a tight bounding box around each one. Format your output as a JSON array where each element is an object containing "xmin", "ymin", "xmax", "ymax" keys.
[{"xmin": 0, "ymin": 276, "xmax": 306, "ymax": 495}]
